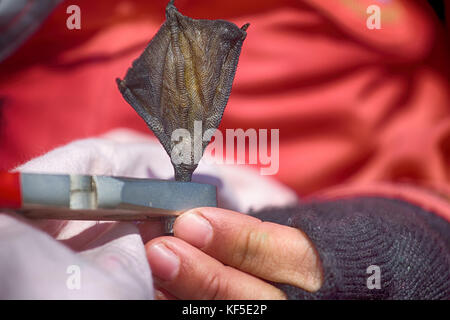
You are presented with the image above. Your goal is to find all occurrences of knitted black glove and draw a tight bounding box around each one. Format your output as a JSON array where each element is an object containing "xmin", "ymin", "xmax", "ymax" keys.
[{"xmin": 253, "ymin": 197, "xmax": 450, "ymax": 299}]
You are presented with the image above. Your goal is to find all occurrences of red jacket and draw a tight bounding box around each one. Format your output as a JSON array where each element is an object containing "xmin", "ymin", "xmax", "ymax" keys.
[{"xmin": 1, "ymin": 0, "xmax": 449, "ymax": 219}]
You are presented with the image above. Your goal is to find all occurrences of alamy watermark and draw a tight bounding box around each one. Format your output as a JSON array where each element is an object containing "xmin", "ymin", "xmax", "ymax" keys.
[
  {"xmin": 367, "ymin": 265, "xmax": 381, "ymax": 289},
  {"xmin": 66, "ymin": 5, "xmax": 81, "ymax": 30},
  {"xmin": 366, "ymin": 5, "xmax": 381, "ymax": 30},
  {"xmin": 66, "ymin": 264, "xmax": 81, "ymax": 290},
  {"xmin": 170, "ymin": 121, "xmax": 279, "ymax": 176}
]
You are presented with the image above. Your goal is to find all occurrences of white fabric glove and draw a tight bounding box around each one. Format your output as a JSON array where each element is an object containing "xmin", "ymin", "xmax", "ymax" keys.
[{"xmin": 0, "ymin": 128, "xmax": 297, "ymax": 299}]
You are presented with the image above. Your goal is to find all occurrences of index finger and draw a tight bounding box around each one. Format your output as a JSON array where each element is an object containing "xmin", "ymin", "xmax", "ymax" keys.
[{"xmin": 173, "ymin": 207, "xmax": 323, "ymax": 292}]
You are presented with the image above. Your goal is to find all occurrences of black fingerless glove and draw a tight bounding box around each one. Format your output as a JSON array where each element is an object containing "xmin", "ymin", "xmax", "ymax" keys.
[{"xmin": 253, "ymin": 197, "xmax": 450, "ymax": 299}]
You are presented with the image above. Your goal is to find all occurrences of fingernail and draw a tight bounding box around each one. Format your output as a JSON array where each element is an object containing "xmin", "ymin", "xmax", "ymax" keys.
[
  {"xmin": 174, "ymin": 212, "xmax": 213, "ymax": 248},
  {"xmin": 146, "ymin": 242, "xmax": 180, "ymax": 281}
]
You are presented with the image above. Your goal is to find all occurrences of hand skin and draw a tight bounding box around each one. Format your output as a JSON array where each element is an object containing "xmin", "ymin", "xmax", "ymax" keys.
[{"xmin": 145, "ymin": 207, "xmax": 323, "ymax": 300}]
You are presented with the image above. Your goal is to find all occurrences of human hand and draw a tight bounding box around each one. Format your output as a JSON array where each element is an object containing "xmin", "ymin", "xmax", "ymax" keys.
[
  {"xmin": 146, "ymin": 207, "xmax": 323, "ymax": 299},
  {"xmin": 5, "ymin": 129, "xmax": 297, "ymax": 299}
]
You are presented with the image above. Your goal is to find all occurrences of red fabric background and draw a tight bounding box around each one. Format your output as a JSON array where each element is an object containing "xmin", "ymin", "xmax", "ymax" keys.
[{"xmin": 0, "ymin": 0, "xmax": 449, "ymax": 217}]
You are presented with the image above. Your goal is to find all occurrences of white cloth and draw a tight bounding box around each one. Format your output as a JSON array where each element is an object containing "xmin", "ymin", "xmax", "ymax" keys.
[{"xmin": 0, "ymin": 128, "xmax": 297, "ymax": 299}]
